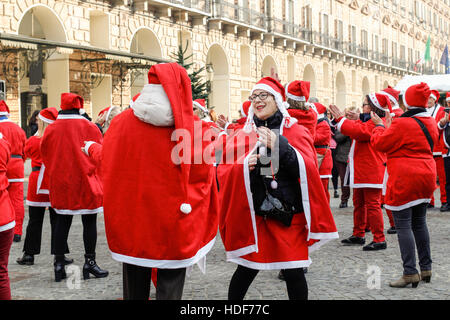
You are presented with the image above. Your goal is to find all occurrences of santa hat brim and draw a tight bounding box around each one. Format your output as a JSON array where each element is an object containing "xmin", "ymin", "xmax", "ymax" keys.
[
  {"xmin": 193, "ymin": 101, "xmax": 208, "ymax": 114},
  {"xmin": 368, "ymin": 93, "xmax": 390, "ymax": 113},
  {"xmin": 38, "ymin": 114, "xmax": 54, "ymax": 124}
]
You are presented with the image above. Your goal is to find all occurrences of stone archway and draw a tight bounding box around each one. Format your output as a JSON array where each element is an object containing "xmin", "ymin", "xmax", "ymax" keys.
[
  {"xmin": 206, "ymin": 44, "xmax": 230, "ymax": 117},
  {"xmin": 18, "ymin": 4, "xmax": 69, "ymax": 133},
  {"xmin": 362, "ymin": 76, "xmax": 370, "ymax": 96},
  {"xmin": 130, "ymin": 27, "xmax": 163, "ymax": 99},
  {"xmin": 303, "ymin": 64, "xmax": 317, "ymax": 99},
  {"xmin": 336, "ymin": 71, "xmax": 347, "ymax": 109},
  {"xmin": 261, "ymin": 55, "xmax": 278, "ymax": 79},
  {"xmin": 383, "ymin": 80, "xmax": 390, "ymax": 89}
]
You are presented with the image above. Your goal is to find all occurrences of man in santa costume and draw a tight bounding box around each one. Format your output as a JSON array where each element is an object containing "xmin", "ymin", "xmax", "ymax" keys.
[
  {"xmin": 329, "ymin": 93, "xmax": 390, "ymax": 251},
  {"xmin": 426, "ymin": 90, "xmax": 448, "ymax": 211},
  {"xmin": 0, "ymin": 132, "xmax": 15, "ymax": 300},
  {"xmin": 40, "ymin": 93, "xmax": 108, "ymax": 282},
  {"xmin": 84, "ymin": 63, "xmax": 220, "ymax": 300},
  {"xmin": 0, "ymin": 100, "xmax": 26, "ymax": 242},
  {"xmin": 285, "ymin": 81, "xmax": 318, "ymax": 139},
  {"xmin": 218, "ymin": 77, "xmax": 338, "ymax": 300},
  {"xmin": 437, "ymin": 92, "xmax": 450, "ymax": 212}
]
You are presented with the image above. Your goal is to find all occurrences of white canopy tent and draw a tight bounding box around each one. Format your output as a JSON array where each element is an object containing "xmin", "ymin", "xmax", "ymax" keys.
[{"xmin": 394, "ymin": 74, "xmax": 450, "ymax": 94}]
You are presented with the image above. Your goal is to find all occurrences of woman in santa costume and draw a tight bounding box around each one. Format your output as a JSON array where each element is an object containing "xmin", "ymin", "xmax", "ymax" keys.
[
  {"xmin": 371, "ymin": 83, "xmax": 436, "ymax": 288},
  {"xmin": 0, "ymin": 100, "xmax": 26, "ymax": 242},
  {"xmin": 17, "ymin": 108, "xmax": 72, "ymax": 266},
  {"xmin": 84, "ymin": 63, "xmax": 220, "ymax": 300},
  {"xmin": 329, "ymin": 93, "xmax": 390, "ymax": 251},
  {"xmin": 40, "ymin": 93, "xmax": 108, "ymax": 282},
  {"xmin": 218, "ymin": 77, "xmax": 338, "ymax": 300},
  {"xmin": 0, "ymin": 133, "xmax": 15, "ymax": 300},
  {"xmin": 285, "ymin": 80, "xmax": 317, "ymax": 140},
  {"xmin": 438, "ymin": 92, "xmax": 450, "ymax": 213},
  {"xmin": 426, "ymin": 90, "xmax": 447, "ymax": 209}
]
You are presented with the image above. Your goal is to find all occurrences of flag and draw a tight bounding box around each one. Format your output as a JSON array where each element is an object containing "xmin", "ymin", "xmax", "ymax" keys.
[
  {"xmin": 414, "ymin": 36, "xmax": 431, "ymax": 72},
  {"xmin": 440, "ymin": 45, "xmax": 450, "ymax": 74}
]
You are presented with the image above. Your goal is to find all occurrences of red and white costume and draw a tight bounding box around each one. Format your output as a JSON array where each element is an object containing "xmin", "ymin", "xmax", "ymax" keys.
[
  {"xmin": 336, "ymin": 93, "xmax": 390, "ymax": 243},
  {"xmin": 380, "ymin": 86, "xmax": 403, "ymax": 118},
  {"xmin": 218, "ymin": 77, "xmax": 338, "ymax": 270},
  {"xmin": 41, "ymin": 94, "xmax": 103, "ymax": 215},
  {"xmin": 0, "ymin": 133, "xmax": 14, "ymax": 233},
  {"xmin": 428, "ymin": 90, "xmax": 447, "ymax": 206},
  {"xmin": 372, "ymin": 84, "xmax": 437, "ymax": 211},
  {"xmin": 24, "ymin": 108, "xmax": 58, "ymax": 207},
  {"xmin": 0, "ymin": 100, "xmax": 26, "ymax": 236},
  {"xmin": 285, "ymin": 81, "xmax": 317, "ymax": 139},
  {"xmin": 95, "ymin": 63, "xmax": 219, "ymax": 270},
  {"xmin": 225, "ymin": 101, "xmax": 251, "ymax": 132}
]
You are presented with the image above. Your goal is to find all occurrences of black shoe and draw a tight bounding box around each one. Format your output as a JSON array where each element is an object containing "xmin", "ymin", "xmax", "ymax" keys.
[
  {"xmin": 54, "ymin": 255, "xmax": 67, "ymax": 282},
  {"xmin": 387, "ymin": 227, "xmax": 397, "ymax": 234},
  {"xmin": 17, "ymin": 253, "xmax": 34, "ymax": 265},
  {"xmin": 427, "ymin": 204, "xmax": 434, "ymax": 209},
  {"xmin": 341, "ymin": 235, "xmax": 366, "ymax": 245},
  {"xmin": 363, "ymin": 241, "xmax": 387, "ymax": 251},
  {"xmin": 334, "ymin": 191, "xmax": 339, "ymax": 198},
  {"xmin": 339, "ymin": 201, "xmax": 348, "ymax": 209},
  {"xmin": 83, "ymin": 254, "xmax": 109, "ymax": 280},
  {"xmin": 278, "ymin": 270, "xmax": 285, "ymax": 281},
  {"xmin": 13, "ymin": 234, "xmax": 21, "ymax": 242},
  {"xmin": 53, "ymin": 255, "xmax": 74, "ymax": 265},
  {"xmin": 440, "ymin": 203, "xmax": 450, "ymax": 212}
]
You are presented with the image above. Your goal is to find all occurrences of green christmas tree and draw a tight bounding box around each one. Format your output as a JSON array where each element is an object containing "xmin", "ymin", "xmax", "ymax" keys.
[{"xmin": 172, "ymin": 44, "xmax": 210, "ymax": 104}]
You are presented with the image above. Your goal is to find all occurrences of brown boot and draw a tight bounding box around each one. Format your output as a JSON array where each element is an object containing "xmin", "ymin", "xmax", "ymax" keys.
[
  {"xmin": 389, "ymin": 274, "xmax": 420, "ymax": 288},
  {"xmin": 420, "ymin": 270, "xmax": 432, "ymax": 283}
]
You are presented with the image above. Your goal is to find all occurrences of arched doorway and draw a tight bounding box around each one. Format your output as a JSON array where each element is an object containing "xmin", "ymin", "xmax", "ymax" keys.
[
  {"xmin": 206, "ymin": 44, "xmax": 230, "ymax": 117},
  {"xmin": 18, "ymin": 5, "xmax": 69, "ymax": 136},
  {"xmin": 362, "ymin": 76, "xmax": 370, "ymax": 96},
  {"xmin": 303, "ymin": 64, "xmax": 316, "ymax": 99},
  {"xmin": 130, "ymin": 27, "xmax": 163, "ymax": 100},
  {"xmin": 261, "ymin": 55, "xmax": 278, "ymax": 79},
  {"xmin": 383, "ymin": 80, "xmax": 390, "ymax": 89},
  {"xmin": 336, "ymin": 71, "xmax": 347, "ymax": 109}
]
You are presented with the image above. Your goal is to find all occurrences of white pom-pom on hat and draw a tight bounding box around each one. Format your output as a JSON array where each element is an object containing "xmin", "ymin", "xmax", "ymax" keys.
[{"xmin": 180, "ymin": 203, "xmax": 192, "ymax": 214}]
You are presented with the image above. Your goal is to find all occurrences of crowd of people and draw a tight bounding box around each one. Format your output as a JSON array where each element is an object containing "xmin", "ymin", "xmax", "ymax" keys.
[{"xmin": 0, "ymin": 61, "xmax": 449, "ymax": 300}]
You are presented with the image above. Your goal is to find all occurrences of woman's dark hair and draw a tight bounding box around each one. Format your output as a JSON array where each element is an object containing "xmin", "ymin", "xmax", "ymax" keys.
[
  {"xmin": 366, "ymin": 95, "xmax": 386, "ymax": 117},
  {"xmin": 28, "ymin": 110, "xmax": 40, "ymax": 126}
]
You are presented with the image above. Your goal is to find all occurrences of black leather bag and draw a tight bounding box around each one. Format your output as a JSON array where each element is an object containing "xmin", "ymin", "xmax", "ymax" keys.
[{"xmin": 256, "ymin": 182, "xmax": 295, "ymax": 227}]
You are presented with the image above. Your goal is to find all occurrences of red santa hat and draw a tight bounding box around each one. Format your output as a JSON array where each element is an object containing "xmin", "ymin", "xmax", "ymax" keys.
[
  {"xmin": 38, "ymin": 107, "xmax": 58, "ymax": 124},
  {"xmin": 429, "ymin": 90, "xmax": 440, "ymax": 102},
  {"xmin": 380, "ymin": 86, "xmax": 400, "ymax": 108},
  {"xmin": 98, "ymin": 106, "xmax": 117, "ymax": 122},
  {"xmin": 0, "ymin": 100, "xmax": 10, "ymax": 116},
  {"xmin": 147, "ymin": 63, "xmax": 195, "ymax": 215},
  {"xmin": 285, "ymin": 81, "xmax": 311, "ymax": 102},
  {"xmin": 313, "ymin": 102, "xmax": 327, "ymax": 119},
  {"xmin": 60, "ymin": 93, "xmax": 85, "ymax": 114},
  {"xmin": 368, "ymin": 93, "xmax": 393, "ymax": 114},
  {"xmin": 193, "ymin": 99, "xmax": 208, "ymax": 114},
  {"xmin": 446, "ymin": 92, "xmax": 450, "ymax": 103},
  {"xmin": 402, "ymin": 82, "xmax": 431, "ymax": 109},
  {"xmin": 129, "ymin": 93, "xmax": 141, "ymax": 109},
  {"xmin": 240, "ymin": 101, "xmax": 251, "ymax": 117},
  {"xmin": 245, "ymin": 77, "xmax": 297, "ymax": 132}
]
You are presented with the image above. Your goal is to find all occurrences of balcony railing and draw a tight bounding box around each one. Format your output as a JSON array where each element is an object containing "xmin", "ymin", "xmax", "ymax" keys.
[
  {"xmin": 271, "ymin": 18, "xmax": 312, "ymax": 42},
  {"xmin": 212, "ymin": 0, "xmax": 266, "ymax": 29},
  {"xmin": 152, "ymin": 0, "xmax": 211, "ymax": 13},
  {"xmin": 312, "ymin": 32, "xmax": 343, "ymax": 51},
  {"xmin": 391, "ymin": 57, "xmax": 408, "ymax": 69}
]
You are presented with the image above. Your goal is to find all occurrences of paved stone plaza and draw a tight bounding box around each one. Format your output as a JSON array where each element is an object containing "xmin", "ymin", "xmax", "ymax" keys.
[{"xmin": 7, "ymin": 187, "xmax": 450, "ymax": 300}]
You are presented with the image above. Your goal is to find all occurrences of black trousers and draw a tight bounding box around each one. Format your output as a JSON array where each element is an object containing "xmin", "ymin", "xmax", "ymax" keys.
[
  {"xmin": 228, "ymin": 265, "xmax": 308, "ymax": 300},
  {"xmin": 54, "ymin": 214, "xmax": 97, "ymax": 256},
  {"xmin": 22, "ymin": 206, "xmax": 69, "ymax": 255},
  {"xmin": 444, "ymin": 157, "xmax": 450, "ymax": 205},
  {"xmin": 122, "ymin": 263, "xmax": 186, "ymax": 300}
]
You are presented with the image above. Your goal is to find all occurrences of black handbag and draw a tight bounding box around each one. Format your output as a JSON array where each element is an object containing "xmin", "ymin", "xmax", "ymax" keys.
[{"xmin": 256, "ymin": 181, "xmax": 296, "ymax": 227}]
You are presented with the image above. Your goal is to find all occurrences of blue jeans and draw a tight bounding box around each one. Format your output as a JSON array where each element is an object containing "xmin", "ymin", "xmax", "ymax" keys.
[{"xmin": 392, "ymin": 203, "xmax": 432, "ymax": 275}]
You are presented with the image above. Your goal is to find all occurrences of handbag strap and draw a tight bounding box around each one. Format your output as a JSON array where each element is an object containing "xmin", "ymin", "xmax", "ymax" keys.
[{"xmin": 411, "ymin": 117, "xmax": 434, "ymax": 153}]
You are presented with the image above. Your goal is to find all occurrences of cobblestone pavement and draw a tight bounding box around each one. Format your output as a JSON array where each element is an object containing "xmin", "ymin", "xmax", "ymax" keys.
[{"xmin": 7, "ymin": 185, "xmax": 450, "ymax": 300}]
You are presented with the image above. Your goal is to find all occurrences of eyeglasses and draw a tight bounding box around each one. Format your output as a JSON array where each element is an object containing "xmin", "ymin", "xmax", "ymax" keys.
[
  {"xmin": 249, "ymin": 92, "xmax": 272, "ymax": 101},
  {"xmin": 362, "ymin": 103, "xmax": 370, "ymax": 107}
]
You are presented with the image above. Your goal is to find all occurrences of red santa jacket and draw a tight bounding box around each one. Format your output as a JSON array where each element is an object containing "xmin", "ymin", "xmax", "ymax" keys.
[
  {"xmin": 428, "ymin": 104, "xmax": 447, "ymax": 156},
  {"xmin": 217, "ymin": 121, "xmax": 338, "ymax": 270},
  {"xmin": 287, "ymin": 108, "xmax": 317, "ymax": 139},
  {"xmin": 24, "ymin": 135, "xmax": 51, "ymax": 207},
  {"xmin": 41, "ymin": 114, "xmax": 103, "ymax": 215},
  {"xmin": 314, "ymin": 118, "xmax": 333, "ymax": 178},
  {"xmin": 0, "ymin": 134, "xmax": 15, "ymax": 231},
  {"xmin": 371, "ymin": 110, "xmax": 438, "ymax": 210},
  {"xmin": 0, "ymin": 119, "xmax": 26, "ymax": 182},
  {"xmin": 225, "ymin": 117, "xmax": 246, "ymax": 132},
  {"xmin": 337, "ymin": 116, "xmax": 386, "ymax": 188}
]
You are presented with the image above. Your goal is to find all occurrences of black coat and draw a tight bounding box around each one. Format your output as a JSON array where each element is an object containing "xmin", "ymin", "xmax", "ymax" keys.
[
  {"xmin": 250, "ymin": 111, "xmax": 303, "ymax": 214},
  {"xmin": 334, "ymin": 130, "xmax": 351, "ymax": 164}
]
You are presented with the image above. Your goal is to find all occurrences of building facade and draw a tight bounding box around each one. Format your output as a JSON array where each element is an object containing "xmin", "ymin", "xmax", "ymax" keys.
[{"xmin": 0, "ymin": 0, "xmax": 449, "ymax": 133}]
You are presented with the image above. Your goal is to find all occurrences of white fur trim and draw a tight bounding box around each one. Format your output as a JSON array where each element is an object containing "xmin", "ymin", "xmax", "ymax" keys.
[
  {"xmin": 446, "ymin": 97, "xmax": 450, "ymax": 102},
  {"xmin": 8, "ymin": 179, "xmax": 24, "ymax": 182},
  {"xmin": 180, "ymin": 203, "xmax": 192, "ymax": 214},
  {"xmin": 0, "ymin": 112, "xmax": 9, "ymax": 116},
  {"xmin": 286, "ymin": 92, "xmax": 306, "ymax": 102},
  {"xmin": 193, "ymin": 101, "xmax": 208, "ymax": 114},
  {"xmin": 26, "ymin": 200, "xmax": 51, "ymax": 207},
  {"xmin": 430, "ymin": 94, "xmax": 437, "ymax": 101},
  {"xmin": 384, "ymin": 199, "xmax": 432, "ymax": 211},
  {"xmin": 347, "ymin": 140, "xmax": 383, "ymax": 189},
  {"xmin": 0, "ymin": 221, "xmax": 15, "ymax": 232},
  {"xmin": 53, "ymin": 207, "xmax": 103, "ymax": 215},
  {"xmin": 110, "ymin": 237, "xmax": 216, "ymax": 269},
  {"xmin": 229, "ymin": 256, "xmax": 312, "ymax": 270},
  {"xmin": 402, "ymin": 94, "xmax": 410, "ymax": 109},
  {"xmin": 369, "ymin": 93, "xmax": 389, "ymax": 113},
  {"xmin": 57, "ymin": 114, "xmax": 89, "ymax": 121},
  {"xmin": 83, "ymin": 141, "xmax": 97, "ymax": 156},
  {"xmin": 105, "ymin": 106, "xmax": 116, "ymax": 122},
  {"xmin": 0, "ymin": 132, "xmax": 2, "ymax": 139},
  {"xmin": 380, "ymin": 91, "xmax": 398, "ymax": 106},
  {"xmin": 132, "ymin": 84, "xmax": 174, "ymax": 127},
  {"xmin": 337, "ymin": 117, "xmax": 347, "ymax": 132},
  {"xmin": 36, "ymin": 164, "xmax": 49, "ymax": 195},
  {"xmin": 38, "ymin": 113, "xmax": 54, "ymax": 124}
]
